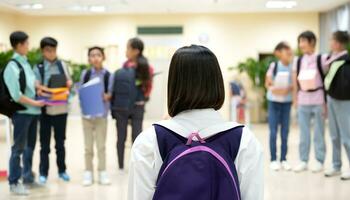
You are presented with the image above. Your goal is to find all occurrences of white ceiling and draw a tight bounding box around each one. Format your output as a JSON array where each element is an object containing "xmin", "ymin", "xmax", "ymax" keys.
[{"xmin": 0, "ymin": 0, "xmax": 348, "ymax": 15}]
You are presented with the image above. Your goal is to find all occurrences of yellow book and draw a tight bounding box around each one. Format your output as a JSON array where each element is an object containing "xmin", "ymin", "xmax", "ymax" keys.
[{"xmin": 46, "ymin": 87, "xmax": 69, "ymax": 94}]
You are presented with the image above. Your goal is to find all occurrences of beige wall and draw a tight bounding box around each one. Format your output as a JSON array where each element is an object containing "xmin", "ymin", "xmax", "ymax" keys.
[
  {"xmin": 12, "ymin": 13, "xmax": 320, "ymax": 65},
  {"xmin": 0, "ymin": 12, "xmax": 319, "ymax": 121},
  {"xmin": 0, "ymin": 10, "xmax": 18, "ymax": 50}
]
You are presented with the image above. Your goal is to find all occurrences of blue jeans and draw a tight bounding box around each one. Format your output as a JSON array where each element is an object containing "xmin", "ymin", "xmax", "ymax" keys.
[
  {"xmin": 268, "ymin": 101, "xmax": 292, "ymax": 161},
  {"xmin": 8, "ymin": 113, "xmax": 38, "ymax": 185},
  {"xmin": 328, "ymin": 96, "xmax": 350, "ymax": 170},
  {"xmin": 297, "ymin": 105, "xmax": 326, "ymax": 163}
]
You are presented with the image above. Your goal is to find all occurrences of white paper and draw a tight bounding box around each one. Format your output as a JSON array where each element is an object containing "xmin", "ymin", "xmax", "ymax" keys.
[
  {"xmin": 297, "ymin": 68, "xmax": 318, "ymax": 90},
  {"xmin": 273, "ymin": 71, "xmax": 290, "ymax": 88},
  {"xmin": 81, "ymin": 77, "xmax": 101, "ymax": 88},
  {"xmin": 298, "ymin": 69, "xmax": 317, "ymax": 81}
]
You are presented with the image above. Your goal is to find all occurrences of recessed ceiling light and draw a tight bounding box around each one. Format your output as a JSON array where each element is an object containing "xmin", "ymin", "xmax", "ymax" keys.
[
  {"xmin": 18, "ymin": 4, "xmax": 31, "ymax": 9},
  {"xmin": 68, "ymin": 5, "xmax": 88, "ymax": 11},
  {"xmin": 32, "ymin": 3, "xmax": 43, "ymax": 10},
  {"xmin": 17, "ymin": 3, "xmax": 44, "ymax": 10},
  {"xmin": 89, "ymin": 5, "xmax": 106, "ymax": 12},
  {"xmin": 265, "ymin": 0, "xmax": 297, "ymax": 9}
]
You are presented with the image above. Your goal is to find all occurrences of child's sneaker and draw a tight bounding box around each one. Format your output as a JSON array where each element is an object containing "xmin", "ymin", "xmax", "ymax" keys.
[
  {"xmin": 294, "ymin": 161, "xmax": 308, "ymax": 172},
  {"xmin": 270, "ymin": 161, "xmax": 281, "ymax": 171},
  {"xmin": 341, "ymin": 169, "xmax": 350, "ymax": 181},
  {"xmin": 281, "ymin": 161, "xmax": 292, "ymax": 171},
  {"xmin": 82, "ymin": 171, "xmax": 93, "ymax": 186},
  {"xmin": 311, "ymin": 161, "xmax": 324, "ymax": 173},
  {"xmin": 59, "ymin": 172, "xmax": 70, "ymax": 182},
  {"xmin": 38, "ymin": 175, "xmax": 47, "ymax": 185},
  {"xmin": 23, "ymin": 181, "xmax": 42, "ymax": 189},
  {"xmin": 10, "ymin": 183, "xmax": 29, "ymax": 196},
  {"xmin": 325, "ymin": 168, "xmax": 341, "ymax": 177},
  {"xmin": 98, "ymin": 171, "xmax": 111, "ymax": 185}
]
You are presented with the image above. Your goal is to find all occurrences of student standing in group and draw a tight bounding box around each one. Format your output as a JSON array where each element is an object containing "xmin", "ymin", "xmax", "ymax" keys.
[
  {"xmin": 128, "ymin": 45, "xmax": 263, "ymax": 200},
  {"xmin": 265, "ymin": 42, "xmax": 293, "ymax": 171},
  {"xmin": 111, "ymin": 38, "xmax": 153, "ymax": 170},
  {"xmin": 324, "ymin": 31, "xmax": 350, "ymax": 180},
  {"xmin": 34, "ymin": 37, "xmax": 72, "ymax": 184},
  {"xmin": 4, "ymin": 31, "xmax": 44, "ymax": 195},
  {"xmin": 293, "ymin": 31, "xmax": 329, "ymax": 173},
  {"xmin": 80, "ymin": 47, "xmax": 113, "ymax": 186}
]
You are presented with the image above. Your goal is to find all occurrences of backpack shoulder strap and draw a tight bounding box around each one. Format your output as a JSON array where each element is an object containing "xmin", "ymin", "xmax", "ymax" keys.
[
  {"xmin": 10, "ymin": 59, "xmax": 26, "ymax": 93},
  {"xmin": 205, "ymin": 125, "xmax": 244, "ymax": 160},
  {"xmin": 83, "ymin": 69, "xmax": 92, "ymax": 84},
  {"xmin": 273, "ymin": 61, "xmax": 278, "ymax": 77},
  {"xmin": 316, "ymin": 54, "xmax": 327, "ymax": 102},
  {"xmin": 154, "ymin": 122, "xmax": 244, "ymax": 161},
  {"xmin": 56, "ymin": 60, "xmax": 65, "ymax": 75},
  {"xmin": 154, "ymin": 124, "xmax": 187, "ymax": 161},
  {"xmin": 103, "ymin": 70, "xmax": 111, "ymax": 93},
  {"xmin": 37, "ymin": 61, "xmax": 45, "ymax": 84},
  {"xmin": 296, "ymin": 56, "xmax": 303, "ymax": 76},
  {"xmin": 317, "ymin": 54, "xmax": 325, "ymax": 81}
]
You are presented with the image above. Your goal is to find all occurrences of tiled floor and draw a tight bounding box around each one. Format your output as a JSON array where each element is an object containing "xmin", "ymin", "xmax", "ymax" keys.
[{"xmin": 0, "ymin": 117, "xmax": 349, "ymax": 200}]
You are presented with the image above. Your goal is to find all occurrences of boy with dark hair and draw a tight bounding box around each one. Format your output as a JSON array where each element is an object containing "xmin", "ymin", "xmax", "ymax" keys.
[
  {"xmin": 293, "ymin": 30, "xmax": 329, "ymax": 173},
  {"xmin": 80, "ymin": 46, "xmax": 113, "ymax": 186},
  {"xmin": 4, "ymin": 31, "xmax": 44, "ymax": 195},
  {"xmin": 324, "ymin": 30, "xmax": 350, "ymax": 180},
  {"xmin": 34, "ymin": 36, "xmax": 72, "ymax": 184},
  {"xmin": 265, "ymin": 42, "xmax": 293, "ymax": 171}
]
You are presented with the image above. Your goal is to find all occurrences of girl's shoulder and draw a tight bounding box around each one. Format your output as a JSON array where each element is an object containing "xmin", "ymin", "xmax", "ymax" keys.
[{"xmin": 132, "ymin": 126, "xmax": 158, "ymax": 154}]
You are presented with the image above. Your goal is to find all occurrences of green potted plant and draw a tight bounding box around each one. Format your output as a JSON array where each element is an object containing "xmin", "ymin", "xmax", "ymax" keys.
[
  {"xmin": 232, "ymin": 56, "xmax": 276, "ymax": 111},
  {"xmin": 0, "ymin": 48, "xmax": 88, "ymax": 83}
]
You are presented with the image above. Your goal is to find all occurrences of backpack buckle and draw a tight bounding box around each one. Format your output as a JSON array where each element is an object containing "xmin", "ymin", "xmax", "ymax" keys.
[{"xmin": 186, "ymin": 132, "xmax": 206, "ymax": 146}]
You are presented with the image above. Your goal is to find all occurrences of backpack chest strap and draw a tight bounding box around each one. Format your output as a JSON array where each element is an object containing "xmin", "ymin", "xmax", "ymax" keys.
[{"xmin": 186, "ymin": 132, "xmax": 206, "ymax": 146}]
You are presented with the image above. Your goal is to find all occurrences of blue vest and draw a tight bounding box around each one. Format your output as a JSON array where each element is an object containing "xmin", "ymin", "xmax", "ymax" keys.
[{"xmin": 111, "ymin": 67, "xmax": 138, "ymax": 114}]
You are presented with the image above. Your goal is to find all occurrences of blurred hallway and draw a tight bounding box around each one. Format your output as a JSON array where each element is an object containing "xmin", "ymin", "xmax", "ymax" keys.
[{"xmin": 0, "ymin": 117, "xmax": 349, "ymax": 200}]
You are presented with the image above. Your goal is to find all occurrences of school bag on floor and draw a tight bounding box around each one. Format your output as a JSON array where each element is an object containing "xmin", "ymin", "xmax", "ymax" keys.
[
  {"xmin": 0, "ymin": 59, "xmax": 26, "ymax": 117},
  {"xmin": 325, "ymin": 54, "xmax": 350, "ymax": 100},
  {"xmin": 153, "ymin": 124, "xmax": 244, "ymax": 200}
]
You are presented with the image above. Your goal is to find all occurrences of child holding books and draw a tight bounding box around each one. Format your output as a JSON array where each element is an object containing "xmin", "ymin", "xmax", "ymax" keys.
[
  {"xmin": 265, "ymin": 42, "xmax": 293, "ymax": 171},
  {"xmin": 79, "ymin": 46, "xmax": 113, "ymax": 186},
  {"xmin": 4, "ymin": 31, "xmax": 44, "ymax": 195},
  {"xmin": 34, "ymin": 37, "xmax": 72, "ymax": 184}
]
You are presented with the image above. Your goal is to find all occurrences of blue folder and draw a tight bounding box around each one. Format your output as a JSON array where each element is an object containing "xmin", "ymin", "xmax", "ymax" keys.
[{"xmin": 78, "ymin": 80, "xmax": 105, "ymax": 117}]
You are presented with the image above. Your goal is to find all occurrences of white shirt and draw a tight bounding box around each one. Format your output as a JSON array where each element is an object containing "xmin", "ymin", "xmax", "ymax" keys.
[{"xmin": 128, "ymin": 109, "xmax": 264, "ymax": 200}]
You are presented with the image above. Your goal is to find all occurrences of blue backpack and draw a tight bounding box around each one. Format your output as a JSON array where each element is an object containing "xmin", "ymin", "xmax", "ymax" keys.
[{"xmin": 153, "ymin": 124, "xmax": 243, "ymax": 200}]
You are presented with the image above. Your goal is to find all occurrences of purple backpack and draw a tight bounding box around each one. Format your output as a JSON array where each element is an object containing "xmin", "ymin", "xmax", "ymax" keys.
[{"xmin": 153, "ymin": 124, "xmax": 244, "ymax": 200}]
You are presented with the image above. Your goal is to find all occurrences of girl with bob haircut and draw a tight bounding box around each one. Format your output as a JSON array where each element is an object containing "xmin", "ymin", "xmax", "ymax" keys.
[{"xmin": 128, "ymin": 45, "xmax": 263, "ymax": 200}]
